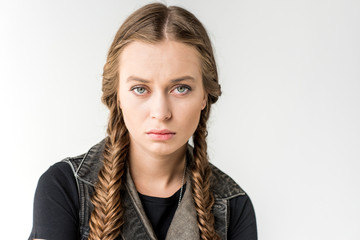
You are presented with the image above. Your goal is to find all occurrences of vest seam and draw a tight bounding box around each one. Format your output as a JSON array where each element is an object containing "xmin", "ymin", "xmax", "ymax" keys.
[
  {"xmin": 62, "ymin": 157, "xmax": 81, "ymax": 199},
  {"xmin": 224, "ymin": 199, "xmax": 228, "ymax": 240},
  {"xmin": 63, "ymin": 157, "xmax": 85, "ymax": 239},
  {"xmin": 218, "ymin": 192, "xmax": 246, "ymax": 201},
  {"xmin": 75, "ymin": 148, "xmax": 92, "ymax": 176},
  {"xmin": 226, "ymin": 199, "xmax": 230, "ymax": 239},
  {"xmin": 78, "ymin": 176, "xmax": 96, "ymax": 187}
]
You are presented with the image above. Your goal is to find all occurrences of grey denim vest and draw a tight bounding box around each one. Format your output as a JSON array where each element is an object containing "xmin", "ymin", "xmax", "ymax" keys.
[{"xmin": 63, "ymin": 139, "xmax": 245, "ymax": 240}]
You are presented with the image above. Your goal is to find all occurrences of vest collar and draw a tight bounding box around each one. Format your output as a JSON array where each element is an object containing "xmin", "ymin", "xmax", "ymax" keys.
[
  {"xmin": 75, "ymin": 138, "xmax": 245, "ymax": 199},
  {"xmin": 124, "ymin": 166, "xmax": 200, "ymax": 240}
]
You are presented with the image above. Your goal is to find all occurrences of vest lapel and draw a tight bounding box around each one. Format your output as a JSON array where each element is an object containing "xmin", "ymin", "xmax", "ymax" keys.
[
  {"xmin": 165, "ymin": 171, "xmax": 200, "ymax": 240},
  {"xmin": 122, "ymin": 168, "xmax": 157, "ymax": 240},
  {"xmin": 122, "ymin": 165, "xmax": 200, "ymax": 240}
]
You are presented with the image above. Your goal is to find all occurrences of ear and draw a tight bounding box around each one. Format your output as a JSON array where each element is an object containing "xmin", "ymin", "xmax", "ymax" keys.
[{"xmin": 201, "ymin": 93, "xmax": 207, "ymax": 110}]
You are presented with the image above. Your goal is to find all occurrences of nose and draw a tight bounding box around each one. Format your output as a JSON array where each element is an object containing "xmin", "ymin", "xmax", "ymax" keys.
[{"xmin": 150, "ymin": 92, "xmax": 172, "ymax": 121}]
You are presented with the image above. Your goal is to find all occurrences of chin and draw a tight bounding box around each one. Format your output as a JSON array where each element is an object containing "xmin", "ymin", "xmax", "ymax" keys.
[{"xmin": 147, "ymin": 141, "xmax": 186, "ymax": 156}]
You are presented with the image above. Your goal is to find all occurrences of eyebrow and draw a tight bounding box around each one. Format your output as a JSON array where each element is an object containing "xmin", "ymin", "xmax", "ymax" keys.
[{"xmin": 126, "ymin": 75, "xmax": 195, "ymax": 83}]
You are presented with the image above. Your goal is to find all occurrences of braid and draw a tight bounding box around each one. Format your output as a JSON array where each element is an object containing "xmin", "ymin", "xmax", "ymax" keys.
[
  {"xmin": 88, "ymin": 105, "xmax": 129, "ymax": 240},
  {"xmin": 191, "ymin": 109, "xmax": 221, "ymax": 240}
]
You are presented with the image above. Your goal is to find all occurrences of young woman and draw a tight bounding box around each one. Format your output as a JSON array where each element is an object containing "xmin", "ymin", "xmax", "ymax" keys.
[{"xmin": 29, "ymin": 3, "xmax": 257, "ymax": 240}]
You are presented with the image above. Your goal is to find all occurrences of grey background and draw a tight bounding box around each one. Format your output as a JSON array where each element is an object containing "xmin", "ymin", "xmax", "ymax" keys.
[{"xmin": 1, "ymin": 0, "xmax": 359, "ymax": 239}]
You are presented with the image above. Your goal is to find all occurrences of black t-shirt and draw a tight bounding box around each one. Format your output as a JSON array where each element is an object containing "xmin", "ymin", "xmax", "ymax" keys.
[
  {"xmin": 138, "ymin": 186, "xmax": 185, "ymax": 240},
  {"xmin": 29, "ymin": 162, "xmax": 257, "ymax": 240}
]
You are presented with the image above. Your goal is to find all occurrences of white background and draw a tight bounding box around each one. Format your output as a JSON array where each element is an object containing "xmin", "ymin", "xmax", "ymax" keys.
[{"xmin": 1, "ymin": 0, "xmax": 359, "ymax": 239}]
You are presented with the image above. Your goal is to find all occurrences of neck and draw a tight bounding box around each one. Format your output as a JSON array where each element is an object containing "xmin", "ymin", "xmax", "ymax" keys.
[{"xmin": 128, "ymin": 142, "xmax": 187, "ymax": 198}]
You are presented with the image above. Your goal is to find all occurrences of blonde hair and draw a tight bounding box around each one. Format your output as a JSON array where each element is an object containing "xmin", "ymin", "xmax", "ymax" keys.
[{"xmin": 88, "ymin": 3, "xmax": 221, "ymax": 240}]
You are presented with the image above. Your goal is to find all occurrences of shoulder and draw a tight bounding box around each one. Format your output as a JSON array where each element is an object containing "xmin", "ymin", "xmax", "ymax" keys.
[
  {"xmin": 34, "ymin": 161, "xmax": 79, "ymax": 209},
  {"xmin": 209, "ymin": 163, "xmax": 246, "ymax": 200},
  {"xmin": 209, "ymin": 164, "xmax": 258, "ymax": 238},
  {"xmin": 185, "ymin": 144, "xmax": 246, "ymax": 200},
  {"xmin": 30, "ymin": 162, "xmax": 80, "ymax": 240},
  {"xmin": 62, "ymin": 138, "xmax": 107, "ymax": 186},
  {"xmin": 39, "ymin": 161, "xmax": 75, "ymax": 186}
]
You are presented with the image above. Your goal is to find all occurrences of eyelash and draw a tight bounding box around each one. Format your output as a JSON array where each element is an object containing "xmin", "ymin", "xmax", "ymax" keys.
[{"xmin": 130, "ymin": 85, "xmax": 192, "ymax": 96}]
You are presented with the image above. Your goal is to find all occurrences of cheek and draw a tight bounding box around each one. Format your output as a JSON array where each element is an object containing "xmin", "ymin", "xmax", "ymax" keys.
[
  {"xmin": 121, "ymin": 106, "xmax": 136, "ymax": 131},
  {"xmin": 176, "ymin": 102, "xmax": 203, "ymax": 130},
  {"xmin": 119, "ymin": 97, "xmax": 145, "ymax": 132},
  {"xmin": 121, "ymin": 107, "xmax": 148, "ymax": 140}
]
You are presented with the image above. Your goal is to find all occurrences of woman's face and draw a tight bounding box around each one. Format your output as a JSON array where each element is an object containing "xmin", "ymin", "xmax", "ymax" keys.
[{"xmin": 118, "ymin": 40, "xmax": 206, "ymax": 157}]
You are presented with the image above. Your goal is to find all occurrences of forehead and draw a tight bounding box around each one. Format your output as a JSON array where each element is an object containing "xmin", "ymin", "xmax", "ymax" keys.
[{"xmin": 118, "ymin": 40, "xmax": 201, "ymax": 81}]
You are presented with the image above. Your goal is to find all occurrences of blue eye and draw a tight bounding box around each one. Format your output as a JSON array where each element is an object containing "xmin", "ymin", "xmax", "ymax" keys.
[
  {"xmin": 173, "ymin": 85, "xmax": 191, "ymax": 95},
  {"xmin": 132, "ymin": 87, "xmax": 147, "ymax": 95}
]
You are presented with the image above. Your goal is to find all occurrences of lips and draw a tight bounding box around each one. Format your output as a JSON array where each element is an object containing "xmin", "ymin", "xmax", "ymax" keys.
[
  {"xmin": 146, "ymin": 129, "xmax": 175, "ymax": 141},
  {"xmin": 147, "ymin": 129, "xmax": 175, "ymax": 134}
]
